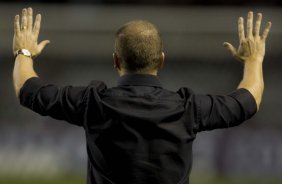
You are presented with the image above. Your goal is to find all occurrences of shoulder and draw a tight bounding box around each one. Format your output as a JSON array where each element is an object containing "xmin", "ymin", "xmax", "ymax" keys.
[
  {"xmin": 176, "ymin": 87, "xmax": 195, "ymax": 99},
  {"xmin": 88, "ymin": 80, "xmax": 108, "ymax": 90}
]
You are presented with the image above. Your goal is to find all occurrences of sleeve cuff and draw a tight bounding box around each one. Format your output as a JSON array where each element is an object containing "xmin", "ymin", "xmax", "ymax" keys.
[
  {"xmin": 228, "ymin": 88, "xmax": 257, "ymax": 119},
  {"xmin": 19, "ymin": 77, "xmax": 45, "ymax": 108}
]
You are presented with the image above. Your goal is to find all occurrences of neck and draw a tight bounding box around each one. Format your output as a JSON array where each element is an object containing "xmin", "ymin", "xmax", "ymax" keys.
[{"xmin": 118, "ymin": 70, "xmax": 158, "ymax": 77}]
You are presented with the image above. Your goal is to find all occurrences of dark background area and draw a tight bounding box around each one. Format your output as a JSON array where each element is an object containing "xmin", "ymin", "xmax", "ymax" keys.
[
  {"xmin": 0, "ymin": 1, "xmax": 281, "ymax": 184},
  {"xmin": 0, "ymin": 0, "xmax": 282, "ymax": 6}
]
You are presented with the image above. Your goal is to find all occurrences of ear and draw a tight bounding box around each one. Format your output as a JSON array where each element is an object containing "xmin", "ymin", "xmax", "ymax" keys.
[
  {"xmin": 159, "ymin": 52, "xmax": 165, "ymax": 69},
  {"xmin": 113, "ymin": 52, "xmax": 121, "ymax": 70}
]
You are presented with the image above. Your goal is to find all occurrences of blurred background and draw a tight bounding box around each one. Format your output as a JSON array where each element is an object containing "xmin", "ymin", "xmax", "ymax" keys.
[{"xmin": 0, "ymin": 1, "xmax": 282, "ymax": 184}]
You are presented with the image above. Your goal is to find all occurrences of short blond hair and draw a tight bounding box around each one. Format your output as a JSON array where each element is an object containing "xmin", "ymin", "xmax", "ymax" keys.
[{"xmin": 114, "ymin": 20, "xmax": 163, "ymax": 73}]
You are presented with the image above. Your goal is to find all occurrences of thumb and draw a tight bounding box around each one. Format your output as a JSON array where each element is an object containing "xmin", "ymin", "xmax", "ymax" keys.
[
  {"xmin": 38, "ymin": 40, "xmax": 50, "ymax": 52},
  {"xmin": 223, "ymin": 42, "xmax": 237, "ymax": 57}
]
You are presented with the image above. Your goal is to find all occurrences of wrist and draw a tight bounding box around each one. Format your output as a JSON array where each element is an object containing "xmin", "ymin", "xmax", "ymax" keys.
[
  {"xmin": 245, "ymin": 55, "xmax": 264, "ymax": 63},
  {"xmin": 16, "ymin": 54, "xmax": 33, "ymax": 63}
]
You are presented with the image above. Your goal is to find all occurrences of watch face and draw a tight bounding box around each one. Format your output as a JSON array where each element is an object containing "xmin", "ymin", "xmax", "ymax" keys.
[{"xmin": 21, "ymin": 49, "xmax": 32, "ymax": 57}]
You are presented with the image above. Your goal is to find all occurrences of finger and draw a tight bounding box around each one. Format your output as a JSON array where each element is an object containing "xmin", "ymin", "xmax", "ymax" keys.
[
  {"xmin": 247, "ymin": 11, "xmax": 253, "ymax": 38},
  {"xmin": 38, "ymin": 40, "xmax": 50, "ymax": 52},
  {"xmin": 21, "ymin": 8, "xmax": 28, "ymax": 31},
  {"xmin": 238, "ymin": 17, "xmax": 245, "ymax": 42},
  {"xmin": 33, "ymin": 14, "xmax": 41, "ymax": 35},
  {"xmin": 14, "ymin": 15, "xmax": 20, "ymax": 35},
  {"xmin": 27, "ymin": 7, "xmax": 33, "ymax": 31},
  {"xmin": 261, "ymin": 22, "xmax": 272, "ymax": 41},
  {"xmin": 254, "ymin": 13, "xmax": 262, "ymax": 38},
  {"xmin": 223, "ymin": 42, "xmax": 237, "ymax": 56}
]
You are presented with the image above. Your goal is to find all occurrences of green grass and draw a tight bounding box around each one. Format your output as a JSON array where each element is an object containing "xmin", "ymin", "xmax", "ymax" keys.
[
  {"xmin": 1, "ymin": 176, "xmax": 281, "ymax": 184},
  {"xmin": 191, "ymin": 177, "xmax": 282, "ymax": 184},
  {"xmin": 0, "ymin": 175, "xmax": 85, "ymax": 184}
]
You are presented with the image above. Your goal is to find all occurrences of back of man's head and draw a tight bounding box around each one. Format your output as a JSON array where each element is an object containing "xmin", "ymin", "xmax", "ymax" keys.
[{"xmin": 114, "ymin": 20, "xmax": 163, "ymax": 74}]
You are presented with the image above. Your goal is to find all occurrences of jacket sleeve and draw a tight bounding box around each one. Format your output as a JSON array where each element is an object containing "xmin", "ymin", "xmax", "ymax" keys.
[{"xmin": 193, "ymin": 88, "xmax": 257, "ymax": 132}]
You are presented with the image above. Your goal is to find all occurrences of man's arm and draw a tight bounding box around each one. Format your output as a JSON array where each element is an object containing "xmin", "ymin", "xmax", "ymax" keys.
[
  {"xmin": 13, "ymin": 8, "xmax": 50, "ymax": 97},
  {"xmin": 223, "ymin": 11, "xmax": 271, "ymax": 110}
]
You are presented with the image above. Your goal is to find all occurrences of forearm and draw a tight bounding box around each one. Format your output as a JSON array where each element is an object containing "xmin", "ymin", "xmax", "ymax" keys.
[
  {"xmin": 238, "ymin": 57, "xmax": 264, "ymax": 110},
  {"xmin": 13, "ymin": 55, "xmax": 38, "ymax": 97}
]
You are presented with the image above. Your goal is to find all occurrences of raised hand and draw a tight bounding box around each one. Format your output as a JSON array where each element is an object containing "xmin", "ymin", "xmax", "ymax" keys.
[
  {"xmin": 223, "ymin": 11, "xmax": 271, "ymax": 63},
  {"xmin": 13, "ymin": 7, "xmax": 50, "ymax": 58}
]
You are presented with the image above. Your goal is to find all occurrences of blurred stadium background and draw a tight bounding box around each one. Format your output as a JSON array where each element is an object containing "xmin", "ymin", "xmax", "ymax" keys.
[{"xmin": 0, "ymin": 0, "xmax": 282, "ymax": 184}]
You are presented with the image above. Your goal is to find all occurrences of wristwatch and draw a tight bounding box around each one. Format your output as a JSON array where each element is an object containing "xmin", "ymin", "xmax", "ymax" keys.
[{"xmin": 15, "ymin": 49, "xmax": 32, "ymax": 58}]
